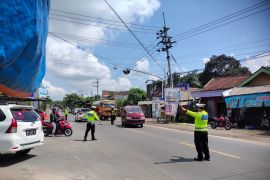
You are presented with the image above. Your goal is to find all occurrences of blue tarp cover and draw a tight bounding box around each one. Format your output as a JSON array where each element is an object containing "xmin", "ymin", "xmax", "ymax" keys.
[{"xmin": 0, "ymin": 0, "xmax": 50, "ymax": 98}]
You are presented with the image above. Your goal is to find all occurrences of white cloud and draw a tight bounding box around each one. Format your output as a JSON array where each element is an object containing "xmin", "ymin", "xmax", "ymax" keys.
[
  {"xmin": 43, "ymin": 80, "xmax": 67, "ymax": 100},
  {"xmin": 241, "ymin": 53, "xmax": 270, "ymax": 73},
  {"xmin": 45, "ymin": 0, "xmax": 161, "ymax": 99},
  {"xmin": 202, "ymin": 57, "xmax": 210, "ymax": 64},
  {"xmin": 134, "ymin": 58, "xmax": 149, "ymax": 72}
]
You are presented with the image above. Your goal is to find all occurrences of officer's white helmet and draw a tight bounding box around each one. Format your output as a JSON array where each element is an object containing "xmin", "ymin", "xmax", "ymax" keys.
[{"xmin": 91, "ymin": 106, "xmax": 96, "ymax": 110}]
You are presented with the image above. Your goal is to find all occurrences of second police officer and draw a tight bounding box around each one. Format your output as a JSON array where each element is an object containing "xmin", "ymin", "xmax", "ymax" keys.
[{"xmin": 83, "ymin": 106, "xmax": 101, "ymax": 141}]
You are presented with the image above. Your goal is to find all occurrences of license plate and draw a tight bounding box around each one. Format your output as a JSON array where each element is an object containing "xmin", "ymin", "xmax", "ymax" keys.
[{"xmin": 26, "ymin": 129, "xmax": 36, "ymax": 136}]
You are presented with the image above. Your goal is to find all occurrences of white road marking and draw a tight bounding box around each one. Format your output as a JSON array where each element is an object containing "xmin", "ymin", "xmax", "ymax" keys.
[
  {"xmin": 145, "ymin": 124, "xmax": 270, "ymax": 146},
  {"xmin": 126, "ymin": 129, "xmax": 144, "ymax": 134},
  {"xmin": 177, "ymin": 141, "xmax": 241, "ymax": 159}
]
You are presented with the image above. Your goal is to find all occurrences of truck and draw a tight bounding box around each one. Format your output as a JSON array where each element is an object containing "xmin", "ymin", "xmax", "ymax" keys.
[{"xmin": 92, "ymin": 100, "xmax": 115, "ymax": 120}]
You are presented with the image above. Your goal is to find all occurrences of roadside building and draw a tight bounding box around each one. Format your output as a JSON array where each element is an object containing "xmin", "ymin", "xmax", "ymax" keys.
[
  {"xmin": 223, "ymin": 67, "xmax": 270, "ymax": 129},
  {"xmin": 191, "ymin": 75, "xmax": 249, "ymax": 120}
]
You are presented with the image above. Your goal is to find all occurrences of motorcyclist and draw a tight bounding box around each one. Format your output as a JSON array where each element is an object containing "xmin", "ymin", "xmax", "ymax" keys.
[{"xmin": 50, "ymin": 108, "xmax": 60, "ymax": 136}]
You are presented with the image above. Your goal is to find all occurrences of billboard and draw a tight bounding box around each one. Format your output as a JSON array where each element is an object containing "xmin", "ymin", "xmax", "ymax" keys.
[
  {"xmin": 147, "ymin": 81, "xmax": 162, "ymax": 99},
  {"xmin": 164, "ymin": 88, "xmax": 180, "ymax": 116}
]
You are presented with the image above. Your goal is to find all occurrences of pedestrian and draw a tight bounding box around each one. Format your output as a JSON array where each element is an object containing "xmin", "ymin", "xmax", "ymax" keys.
[
  {"xmin": 83, "ymin": 106, "xmax": 101, "ymax": 141},
  {"xmin": 180, "ymin": 103, "xmax": 210, "ymax": 161},
  {"xmin": 64, "ymin": 108, "xmax": 69, "ymax": 120},
  {"xmin": 111, "ymin": 107, "xmax": 116, "ymax": 125}
]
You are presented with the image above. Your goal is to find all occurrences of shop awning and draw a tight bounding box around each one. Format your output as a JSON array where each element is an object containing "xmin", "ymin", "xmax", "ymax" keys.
[{"xmin": 222, "ymin": 85, "xmax": 270, "ymax": 108}]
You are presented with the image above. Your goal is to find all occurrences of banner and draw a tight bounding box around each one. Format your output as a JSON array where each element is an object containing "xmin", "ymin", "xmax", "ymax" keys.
[
  {"xmin": 164, "ymin": 88, "xmax": 180, "ymax": 116},
  {"xmin": 225, "ymin": 92, "xmax": 270, "ymax": 108},
  {"xmin": 152, "ymin": 97, "xmax": 160, "ymax": 118}
]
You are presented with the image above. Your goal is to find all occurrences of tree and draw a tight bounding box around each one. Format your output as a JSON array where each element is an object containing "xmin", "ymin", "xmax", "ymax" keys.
[
  {"xmin": 63, "ymin": 93, "xmax": 84, "ymax": 109},
  {"xmin": 173, "ymin": 71, "xmax": 202, "ymax": 88},
  {"xmin": 126, "ymin": 88, "xmax": 146, "ymax": 105},
  {"xmin": 199, "ymin": 54, "xmax": 251, "ymax": 86}
]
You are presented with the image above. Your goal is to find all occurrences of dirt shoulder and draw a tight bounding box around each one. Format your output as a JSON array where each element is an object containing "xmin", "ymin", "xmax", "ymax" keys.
[{"xmin": 145, "ymin": 118, "xmax": 270, "ymax": 144}]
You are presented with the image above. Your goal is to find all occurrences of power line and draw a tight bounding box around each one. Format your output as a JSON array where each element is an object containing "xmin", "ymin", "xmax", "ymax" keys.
[
  {"xmin": 175, "ymin": 49, "xmax": 270, "ymax": 65},
  {"xmin": 50, "ymin": 9, "xmax": 161, "ymax": 29},
  {"xmin": 174, "ymin": 1, "xmax": 270, "ymax": 41},
  {"xmin": 48, "ymin": 32, "xmax": 123, "ymax": 68},
  {"xmin": 177, "ymin": 7, "xmax": 270, "ymax": 42},
  {"xmin": 50, "ymin": 32, "xmax": 143, "ymax": 49},
  {"xmin": 49, "ymin": 17, "xmax": 155, "ymax": 34},
  {"xmin": 104, "ymin": 0, "xmax": 163, "ymax": 70},
  {"xmin": 173, "ymin": 37, "xmax": 270, "ymax": 60},
  {"xmin": 50, "ymin": 13, "xmax": 157, "ymax": 32}
]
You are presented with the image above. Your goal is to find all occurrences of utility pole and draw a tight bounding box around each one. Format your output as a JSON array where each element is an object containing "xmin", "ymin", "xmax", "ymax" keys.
[
  {"xmin": 157, "ymin": 12, "xmax": 176, "ymax": 88},
  {"xmin": 93, "ymin": 79, "xmax": 99, "ymax": 100}
]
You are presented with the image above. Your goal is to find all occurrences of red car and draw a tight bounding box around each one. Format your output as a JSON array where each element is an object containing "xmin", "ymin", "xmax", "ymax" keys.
[{"xmin": 121, "ymin": 106, "xmax": 145, "ymax": 128}]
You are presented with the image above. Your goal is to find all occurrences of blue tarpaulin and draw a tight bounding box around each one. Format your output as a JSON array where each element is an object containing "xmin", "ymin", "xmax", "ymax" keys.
[
  {"xmin": 0, "ymin": 0, "xmax": 50, "ymax": 98},
  {"xmin": 225, "ymin": 92, "xmax": 270, "ymax": 109}
]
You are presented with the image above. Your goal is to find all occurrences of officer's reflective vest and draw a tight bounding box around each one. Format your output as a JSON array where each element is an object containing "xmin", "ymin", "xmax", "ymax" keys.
[
  {"xmin": 83, "ymin": 110, "xmax": 100, "ymax": 124},
  {"xmin": 186, "ymin": 110, "xmax": 208, "ymax": 131}
]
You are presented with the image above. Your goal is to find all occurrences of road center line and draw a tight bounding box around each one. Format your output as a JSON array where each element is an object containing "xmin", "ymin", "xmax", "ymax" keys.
[
  {"xmin": 178, "ymin": 141, "xmax": 241, "ymax": 159},
  {"xmin": 126, "ymin": 129, "xmax": 144, "ymax": 134}
]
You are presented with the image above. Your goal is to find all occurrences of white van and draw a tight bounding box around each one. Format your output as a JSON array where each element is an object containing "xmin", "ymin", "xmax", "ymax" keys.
[{"xmin": 0, "ymin": 104, "xmax": 44, "ymax": 155}]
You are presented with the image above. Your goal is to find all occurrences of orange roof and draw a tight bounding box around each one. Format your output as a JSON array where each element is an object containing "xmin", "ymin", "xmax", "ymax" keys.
[{"xmin": 203, "ymin": 75, "xmax": 249, "ymax": 91}]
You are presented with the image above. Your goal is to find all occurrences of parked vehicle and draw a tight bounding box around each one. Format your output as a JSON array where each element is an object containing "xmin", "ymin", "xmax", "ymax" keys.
[
  {"xmin": 121, "ymin": 106, "xmax": 145, "ymax": 128},
  {"xmin": 92, "ymin": 100, "xmax": 115, "ymax": 120},
  {"xmin": 72, "ymin": 108, "xmax": 80, "ymax": 115},
  {"xmin": 0, "ymin": 104, "xmax": 44, "ymax": 155},
  {"xmin": 211, "ymin": 116, "xmax": 232, "ymax": 130},
  {"xmin": 75, "ymin": 108, "xmax": 90, "ymax": 122},
  {"xmin": 41, "ymin": 116, "xmax": 72, "ymax": 136},
  {"xmin": 34, "ymin": 108, "xmax": 48, "ymax": 120}
]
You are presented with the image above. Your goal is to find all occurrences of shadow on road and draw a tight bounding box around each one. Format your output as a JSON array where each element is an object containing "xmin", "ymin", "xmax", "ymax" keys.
[
  {"xmin": 0, "ymin": 154, "xmax": 36, "ymax": 167},
  {"xmin": 154, "ymin": 156, "xmax": 193, "ymax": 164},
  {"xmin": 115, "ymin": 124, "xmax": 142, "ymax": 128}
]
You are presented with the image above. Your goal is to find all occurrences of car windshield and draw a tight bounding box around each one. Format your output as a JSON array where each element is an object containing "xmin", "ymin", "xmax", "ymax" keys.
[
  {"xmin": 103, "ymin": 104, "xmax": 113, "ymax": 108},
  {"xmin": 128, "ymin": 107, "xmax": 143, "ymax": 113},
  {"xmin": 81, "ymin": 109, "xmax": 90, "ymax": 113},
  {"xmin": 11, "ymin": 108, "xmax": 39, "ymax": 122}
]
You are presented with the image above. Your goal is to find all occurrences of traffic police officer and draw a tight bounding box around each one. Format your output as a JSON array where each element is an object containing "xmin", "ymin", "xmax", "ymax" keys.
[
  {"xmin": 111, "ymin": 107, "xmax": 116, "ymax": 125},
  {"xmin": 180, "ymin": 103, "xmax": 210, "ymax": 161},
  {"xmin": 64, "ymin": 108, "xmax": 69, "ymax": 120},
  {"xmin": 83, "ymin": 106, "xmax": 101, "ymax": 141}
]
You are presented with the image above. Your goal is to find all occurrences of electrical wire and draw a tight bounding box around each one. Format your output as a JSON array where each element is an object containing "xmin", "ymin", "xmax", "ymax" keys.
[{"xmin": 174, "ymin": 0, "xmax": 270, "ymax": 41}]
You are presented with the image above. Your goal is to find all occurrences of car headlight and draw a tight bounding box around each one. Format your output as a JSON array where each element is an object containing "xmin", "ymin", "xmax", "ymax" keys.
[{"xmin": 126, "ymin": 117, "xmax": 132, "ymax": 120}]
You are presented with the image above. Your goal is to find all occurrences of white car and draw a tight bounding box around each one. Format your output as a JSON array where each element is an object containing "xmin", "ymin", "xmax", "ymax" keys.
[{"xmin": 0, "ymin": 104, "xmax": 44, "ymax": 155}]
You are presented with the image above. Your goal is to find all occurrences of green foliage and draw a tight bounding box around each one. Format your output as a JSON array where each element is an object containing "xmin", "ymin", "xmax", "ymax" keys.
[
  {"xmin": 126, "ymin": 88, "xmax": 146, "ymax": 105},
  {"xmin": 63, "ymin": 93, "xmax": 84, "ymax": 109},
  {"xmin": 199, "ymin": 54, "xmax": 251, "ymax": 86},
  {"xmin": 115, "ymin": 98, "xmax": 127, "ymax": 108},
  {"xmin": 173, "ymin": 71, "xmax": 202, "ymax": 88}
]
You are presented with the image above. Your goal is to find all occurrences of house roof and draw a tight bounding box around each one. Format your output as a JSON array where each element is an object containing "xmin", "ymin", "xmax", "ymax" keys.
[
  {"xmin": 203, "ymin": 75, "xmax": 248, "ymax": 91},
  {"xmin": 239, "ymin": 66, "xmax": 270, "ymax": 87},
  {"xmin": 222, "ymin": 85, "xmax": 270, "ymax": 97}
]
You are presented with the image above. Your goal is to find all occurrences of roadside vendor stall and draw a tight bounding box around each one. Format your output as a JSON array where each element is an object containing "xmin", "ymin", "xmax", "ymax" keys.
[{"xmin": 222, "ymin": 85, "xmax": 270, "ymax": 129}]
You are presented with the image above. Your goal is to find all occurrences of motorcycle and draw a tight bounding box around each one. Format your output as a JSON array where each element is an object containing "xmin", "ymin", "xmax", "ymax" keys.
[
  {"xmin": 211, "ymin": 116, "xmax": 232, "ymax": 130},
  {"xmin": 41, "ymin": 116, "xmax": 73, "ymax": 136}
]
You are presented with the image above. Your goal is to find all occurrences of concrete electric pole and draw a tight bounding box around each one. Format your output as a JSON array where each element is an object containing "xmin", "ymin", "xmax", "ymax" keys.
[
  {"xmin": 157, "ymin": 12, "xmax": 176, "ymax": 88},
  {"xmin": 93, "ymin": 79, "xmax": 99, "ymax": 100}
]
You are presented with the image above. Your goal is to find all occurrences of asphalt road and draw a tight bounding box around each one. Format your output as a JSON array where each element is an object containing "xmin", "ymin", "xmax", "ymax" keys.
[{"xmin": 0, "ymin": 115, "xmax": 270, "ymax": 180}]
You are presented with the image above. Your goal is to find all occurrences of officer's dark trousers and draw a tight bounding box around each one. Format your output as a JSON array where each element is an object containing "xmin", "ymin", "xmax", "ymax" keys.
[
  {"xmin": 84, "ymin": 123, "xmax": 95, "ymax": 140},
  {"xmin": 194, "ymin": 131, "xmax": 210, "ymax": 160},
  {"xmin": 111, "ymin": 115, "xmax": 116, "ymax": 125}
]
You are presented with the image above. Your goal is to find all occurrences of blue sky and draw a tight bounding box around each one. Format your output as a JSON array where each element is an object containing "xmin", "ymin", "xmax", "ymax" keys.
[{"xmin": 45, "ymin": 0, "xmax": 270, "ymax": 99}]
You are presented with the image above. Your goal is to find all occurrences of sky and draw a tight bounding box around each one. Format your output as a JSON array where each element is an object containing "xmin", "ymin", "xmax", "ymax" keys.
[{"xmin": 45, "ymin": 0, "xmax": 270, "ymax": 100}]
